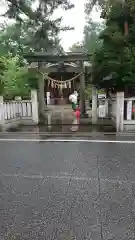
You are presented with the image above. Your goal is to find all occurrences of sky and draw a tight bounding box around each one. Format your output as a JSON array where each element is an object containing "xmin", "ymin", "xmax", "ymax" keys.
[
  {"xmin": 0, "ymin": 0, "xmax": 101, "ymax": 51},
  {"xmin": 53, "ymin": 0, "xmax": 101, "ymax": 51}
]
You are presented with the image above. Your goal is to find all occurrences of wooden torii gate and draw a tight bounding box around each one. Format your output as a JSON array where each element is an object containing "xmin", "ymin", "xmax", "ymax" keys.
[{"xmin": 24, "ymin": 52, "xmax": 91, "ymax": 118}]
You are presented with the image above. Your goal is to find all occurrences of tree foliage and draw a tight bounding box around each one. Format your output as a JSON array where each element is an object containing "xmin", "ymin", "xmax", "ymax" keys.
[
  {"xmin": 92, "ymin": 0, "xmax": 135, "ymax": 90},
  {"xmin": 69, "ymin": 20, "xmax": 104, "ymax": 56},
  {"xmin": 4, "ymin": 0, "xmax": 74, "ymax": 21},
  {"xmin": 85, "ymin": 0, "xmax": 105, "ymax": 15},
  {"xmin": 0, "ymin": 0, "xmax": 74, "ymax": 98},
  {"xmin": 0, "ymin": 54, "xmax": 37, "ymax": 97},
  {"xmin": 2, "ymin": 0, "xmax": 74, "ymax": 52},
  {"xmin": 0, "ymin": 21, "xmax": 64, "ymax": 55},
  {"xmin": 84, "ymin": 19, "xmax": 104, "ymax": 57}
]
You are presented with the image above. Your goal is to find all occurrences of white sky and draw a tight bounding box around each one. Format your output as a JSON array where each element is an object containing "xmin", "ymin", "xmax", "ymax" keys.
[
  {"xmin": 0, "ymin": 0, "xmax": 101, "ymax": 51},
  {"xmin": 54, "ymin": 0, "xmax": 101, "ymax": 50}
]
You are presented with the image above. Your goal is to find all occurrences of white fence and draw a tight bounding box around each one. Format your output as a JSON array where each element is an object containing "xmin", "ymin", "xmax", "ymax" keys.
[
  {"xmin": 3, "ymin": 100, "xmax": 32, "ymax": 120},
  {"xmin": 123, "ymin": 98, "xmax": 135, "ymax": 131},
  {"xmin": 0, "ymin": 90, "xmax": 39, "ymax": 131},
  {"xmin": 108, "ymin": 93, "xmax": 125, "ymax": 132},
  {"xmin": 108, "ymin": 94, "xmax": 135, "ymax": 132},
  {"xmin": 96, "ymin": 94, "xmax": 120, "ymax": 130},
  {"xmin": 97, "ymin": 98, "xmax": 111, "ymax": 118},
  {"xmin": 96, "ymin": 95, "xmax": 124, "ymax": 131},
  {"xmin": 97, "ymin": 97, "xmax": 117, "ymax": 120}
]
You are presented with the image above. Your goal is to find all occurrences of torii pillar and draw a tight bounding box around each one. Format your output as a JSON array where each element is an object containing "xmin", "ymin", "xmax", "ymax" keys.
[
  {"xmin": 38, "ymin": 63, "xmax": 45, "ymax": 119},
  {"xmin": 80, "ymin": 61, "xmax": 87, "ymax": 117}
]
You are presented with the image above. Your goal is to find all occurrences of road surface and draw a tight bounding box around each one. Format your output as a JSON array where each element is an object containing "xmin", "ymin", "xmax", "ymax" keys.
[{"xmin": 0, "ymin": 137, "xmax": 135, "ymax": 240}]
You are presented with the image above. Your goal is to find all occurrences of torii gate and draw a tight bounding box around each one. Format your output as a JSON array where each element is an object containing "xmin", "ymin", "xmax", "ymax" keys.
[{"xmin": 24, "ymin": 52, "xmax": 91, "ymax": 118}]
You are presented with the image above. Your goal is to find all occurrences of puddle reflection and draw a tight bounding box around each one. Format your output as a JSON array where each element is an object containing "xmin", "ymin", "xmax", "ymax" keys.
[{"xmin": 16, "ymin": 112, "xmax": 115, "ymax": 133}]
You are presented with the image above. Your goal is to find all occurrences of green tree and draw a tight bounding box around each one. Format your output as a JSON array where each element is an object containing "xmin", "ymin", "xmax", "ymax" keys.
[
  {"xmin": 2, "ymin": 0, "xmax": 74, "ymax": 52},
  {"xmin": 5, "ymin": 0, "xmax": 74, "ymax": 21},
  {"xmin": 85, "ymin": 0, "xmax": 105, "ymax": 15},
  {"xmin": 0, "ymin": 54, "xmax": 37, "ymax": 97},
  {"xmin": 0, "ymin": 22, "xmax": 64, "ymax": 56},
  {"xmin": 84, "ymin": 19, "xmax": 104, "ymax": 57},
  {"xmin": 85, "ymin": 0, "xmax": 116, "ymax": 15},
  {"xmin": 92, "ymin": 0, "xmax": 135, "ymax": 90},
  {"xmin": 69, "ymin": 20, "xmax": 104, "ymax": 56}
]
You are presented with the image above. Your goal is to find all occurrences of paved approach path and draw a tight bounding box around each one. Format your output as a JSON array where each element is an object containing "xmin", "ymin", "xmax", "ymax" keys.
[{"xmin": 0, "ymin": 138, "xmax": 135, "ymax": 240}]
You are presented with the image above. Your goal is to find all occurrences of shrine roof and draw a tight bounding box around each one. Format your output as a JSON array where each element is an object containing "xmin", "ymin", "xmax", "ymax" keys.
[{"xmin": 24, "ymin": 52, "xmax": 90, "ymax": 63}]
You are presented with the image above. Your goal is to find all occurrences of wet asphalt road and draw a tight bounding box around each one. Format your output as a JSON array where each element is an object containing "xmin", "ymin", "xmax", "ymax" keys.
[{"xmin": 0, "ymin": 139, "xmax": 135, "ymax": 240}]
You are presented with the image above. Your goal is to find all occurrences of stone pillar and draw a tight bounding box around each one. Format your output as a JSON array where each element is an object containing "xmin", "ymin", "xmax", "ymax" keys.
[
  {"xmin": 46, "ymin": 92, "xmax": 51, "ymax": 105},
  {"xmin": 92, "ymin": 86, "xmax": 97, "ymax": 124},
  {"xmin": 0, "ymin": 96, "xmax": 4, "ymax": 129},
  {"xmin": 38, "ymin": 66, "xmax": 45, "ymax": 118},
  {"xmin": 31, "ymin": 90, "xmax": 39, "ymax": 124},
  {"xmin": 47, "ymin": 112, "xmax": 52, "ymax": 130},
  {"xmin": 116, "ymin": 92, "xmax": 124, "ymax": 132},
  {"xmin": 105, "ymin": 98, "xmax": 108, "ymax": 116},
  {"xmin": 80, "ymin": 62, "xmax": 87, "ymax": 117}
]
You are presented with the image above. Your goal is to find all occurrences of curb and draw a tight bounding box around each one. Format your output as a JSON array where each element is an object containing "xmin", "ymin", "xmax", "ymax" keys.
[
  {"xmin": 116, "ymin": 133, "xmax": 135, "ymax": 136},
  {"xmin": 0, "ymin": 131, "xmax": 117, "ymax": 137}
]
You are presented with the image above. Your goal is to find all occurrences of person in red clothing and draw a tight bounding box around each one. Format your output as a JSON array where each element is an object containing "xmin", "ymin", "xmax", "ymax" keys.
[
  {"xmin": 75, "ymin": 106, "xmax": 80, "ymax": 123},
  {"xmin": 71, "ymin": 106, "xmax": 80, "ymax": 131}
]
